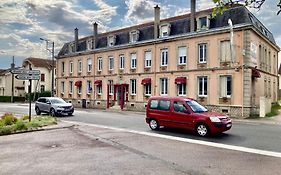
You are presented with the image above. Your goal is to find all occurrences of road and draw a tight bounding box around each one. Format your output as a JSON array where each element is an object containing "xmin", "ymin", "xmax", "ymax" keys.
[{"xmin": 1, "ymin": 102, "xmax": 281, "ymax": 153}]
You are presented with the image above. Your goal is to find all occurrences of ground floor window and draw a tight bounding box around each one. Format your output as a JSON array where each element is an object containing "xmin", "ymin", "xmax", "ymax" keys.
[
  {"xmin": 87, "ymin": 81, "xmax": 92, "ymax": 94},
  {"xmin": 61, "ymin": 82, "xmax": 64, "ymax": 94},
  {"xmin": 97, "ymin": 85, "xmax": 102, "ymax": 94},
  {"xmin": 40, "ymin": 85, "xmax": 45, "ymax": 92},
  {"xmin": 77, "ymin": 86, "xmax": 82, "ymax": 94},
  {"xmin": 144, "ymin": 84, "xmax": 151, "ymax": 96},
  {"xmin": 130, "ymin": 79, "xmax": 136, "ymax": 95},
  {"xmin": 108, "ymin": 80, "xmax": 113, "ymax": 95},
  {"xmin": 160, "ymin": 78, "xmax": 168, "ymax": 95},
  {"xmin": 220, "ymin": 75, "xmax": 232, "ymax": 97},
  {"xmin": 69, "ymin": 81, "xmax": 73, "ymax": 94},
  {"xmin": 177, "ymin": 84, "xmax": 186, "ymax": 96},
  {"xmin": 198, "ymin": 76, "xmax": 207, "ymax": 97}
]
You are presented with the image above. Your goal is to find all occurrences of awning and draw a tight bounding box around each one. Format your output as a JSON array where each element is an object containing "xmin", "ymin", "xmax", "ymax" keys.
[
  {"xmin": 94, "ymin": 80, "xmax": 102, "ymax": 86},
  {"xmin": 141, "ymin": 78, "xmax": 151, "ymax": 85},
  {"xmin": 175, "ymin": 77, "xmax": 186, "ymax": 84},
  {"xmin": 75, "ymin": 81, "xmax": 82, "ymax": 87},
  {"xmin": 251, "ymin": 68, "xmax": 261, "ymax": 78}
]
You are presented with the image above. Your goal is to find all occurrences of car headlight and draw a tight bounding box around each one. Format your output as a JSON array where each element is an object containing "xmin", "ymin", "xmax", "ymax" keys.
[
  {"xmin": 209, "ymin": 116, "xmax": 221, "ymax": 123},
  {"xmin": 57, "ymin": 107, "xmax": 64, "ymax": 110}
]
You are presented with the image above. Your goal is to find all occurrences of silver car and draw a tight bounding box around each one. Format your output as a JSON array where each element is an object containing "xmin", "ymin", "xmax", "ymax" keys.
[{"xmin": 35, "ymin": 97, "xmax": 74, "ymax": 116}]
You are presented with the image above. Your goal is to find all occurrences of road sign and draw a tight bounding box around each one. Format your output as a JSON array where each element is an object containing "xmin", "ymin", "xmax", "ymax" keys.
[
  {"xmin": 15, "ymin": 74, "xmax": 40, "ymax": 80},
  {"xmin": 11, "ymin": 69, "xmax": 40, "ymax": 75}
]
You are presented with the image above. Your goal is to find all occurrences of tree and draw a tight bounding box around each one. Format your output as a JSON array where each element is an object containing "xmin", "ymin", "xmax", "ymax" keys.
[{"xmin": 212, "ymin": 0, "xmax": 281, "ymax": 15}]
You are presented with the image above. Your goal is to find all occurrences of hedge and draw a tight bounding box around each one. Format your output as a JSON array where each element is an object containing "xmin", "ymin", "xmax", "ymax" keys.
[{"xmin": 0, "ymin": 96, "xmax": 25, "ymax": 102}]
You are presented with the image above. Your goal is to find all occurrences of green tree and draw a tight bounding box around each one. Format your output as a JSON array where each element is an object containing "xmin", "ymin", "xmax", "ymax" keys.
[{"xmin": 212, "ymin": 0, "xmax": 281, "ymax": 15}]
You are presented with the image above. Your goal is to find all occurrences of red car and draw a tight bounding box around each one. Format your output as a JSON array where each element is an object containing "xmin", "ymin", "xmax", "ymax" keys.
[{"xmin": 145, "ymin": 96, "xmax": 232, "ymax": 137}]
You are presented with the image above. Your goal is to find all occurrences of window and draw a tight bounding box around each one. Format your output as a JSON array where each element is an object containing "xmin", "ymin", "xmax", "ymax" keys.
[
  {"xmin": 178, "ymin": 46, "xmax": 187, "ymax": 65},
  {"xmin": 131, "ymin": 53, "xmax": 137, "ymax": 69},
  {"xmin": 144, "ymin": 84, "xmax": 151, "ymax": 96},
  {"xmin": 159, "ymin": 100, "xmax": 170, "ymax": 111},
  {"xmin": 97, "ymin": 85, "xmax": 102, "ymax": 94},
  {"xmin": 130, "ymin": 79, "xmax": 136, "ymax": 95},
  {"xmin": 108, "ymin": 35, "xmax": 115, "ymax": 46},
  {"xmin": 61, "ymin": 62, "xmax": 65, "ymax": 74},
  {"xmin": 130, "ymin": 31, "xmax": 139, "ymax": 43},
  {"xmin": 160, "ymin": 24, "xmax": 170, "ymax": 38},
  {"xmin": 119, "ymin": 55, "xmax": 125, "ymax": 69},
  {"xmin": 160, "ymin": 78, "xmax": 168, "ymax": 95},
  {"xmin": 40, "ymin": 85, "xmax": 45, "ymax": 92},
  {"xmin": 198, "ymin": 43, "xmax": 207, "ymax": 63},
  {"xmin": 108, "ymin": 56, "xmax": 114, "ymax": 71},
  {"xmin": 69, "ymin": 81, "xmax": 73, "ymax": 94},
  {"xmin": 69, "ymin": 43, "xmax": 75, "ymax": 53},
  {"xmin": 198, "ymin": 76, "xmax": 207, "ymax": 97},
  {"xmin": 173, "ymin": 101, "xmax": 186, "ymax": 113},
  {"xmin": 220, "ymin": 76, "xmax": 232, "ymax": 97},
  {"xmin": 97, "ymin": 58, "xmax": 102, "ymax": 71},
  {"xmin": 87, "ymin": 58, "xmax": 92, "ymax": 72},
  {"xmin": 160, "ymin": 49, "xmax": 168, "ymax": 66},
  {"xmin": 220, "ymin": 40, "xmax": 231, "ymax": 62},
  {"xmin": 61, "ymin": 81, "xmax": 65, "ymax": 94},
  {"xmin": 78, "ymin": 60, "xmax": 82, "ymax": 73},
  {"xmin": 77, "ymin": 85, "xmax": 82, "ymax": 94},
  {"xmin": 87, "ymin": 39, "xmax": 93, "ymax": 50},
  {"xmin": 197, "ymin": 16, "xmax": 209, "ymax": 30},
  {"xmin": 144, "ymin": 51, "xmax": 152, "ymax": 68},
  {"xmin": 87, "ymin": 80, "xmax": 92, "ymax": 94},
  {"xmin": 40, "ymin": 74, "xmax": 45, "ymax": 82},
  {"xmin": 69, "ymin": 61, "xmax": 73, "ymax": 74},
  {"xmin": 149, "ymin": 100, "xmax": 158, "ymax": 109},
  {"xmin": 108, "ymin": 80, "xmax": 113, "ymax": 95},
  {"xmin": 177, "ymin": 84, "xmax": 186, "ymax": 96}
]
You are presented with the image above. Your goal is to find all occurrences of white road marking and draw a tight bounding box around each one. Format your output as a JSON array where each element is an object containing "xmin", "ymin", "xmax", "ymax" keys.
[{"xmin": 64, "ymin": 120, "xmax": 281, "ymax": 158}]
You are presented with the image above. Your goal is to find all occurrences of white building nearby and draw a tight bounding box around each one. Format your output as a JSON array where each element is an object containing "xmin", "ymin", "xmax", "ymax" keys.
[
  {"xmin": 22, "ymin": 57, "xmax": 56, "ymax": 94},
  {"xmin": 0, "ymin": 68, "xmax": 25, "ymax": 97}
]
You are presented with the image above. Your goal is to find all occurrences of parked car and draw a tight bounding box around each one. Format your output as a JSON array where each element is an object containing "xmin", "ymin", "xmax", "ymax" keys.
[
  {"xmin": 35, "ymin": 97, "xmax": 74, "ymax": 117},
  {"xmin": 145, "ymin": 96, "xmax": 232, "ymax": 137}
]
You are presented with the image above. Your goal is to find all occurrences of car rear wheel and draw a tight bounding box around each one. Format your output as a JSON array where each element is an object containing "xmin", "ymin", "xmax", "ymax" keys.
[
  {"xmin": 50, "ymin": 108, "xmax": 56, "ymax": 117},
  {"xmin": 149, "ymin": 119, "xmax": 159, "ymax": 130},
  {"xmin": 35, "ymin": 107, "xmax": 41, "ymax": 115},
  {"xmin": 196, "ymin": 124, "xmax": 209, "ymax": 137}
]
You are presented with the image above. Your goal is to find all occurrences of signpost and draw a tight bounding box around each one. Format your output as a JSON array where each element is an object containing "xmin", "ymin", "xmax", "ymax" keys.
[{"xmin": 11, "ymin": 69, "xmax": 40, "ymax": 122}]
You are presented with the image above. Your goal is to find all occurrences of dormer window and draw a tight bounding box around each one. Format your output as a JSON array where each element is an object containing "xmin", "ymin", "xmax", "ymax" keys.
[
  {"xmin": 69, "ymin": 43, "xmax": 75, "ymax": 53},
  {"xmin": 107, "ymin": 35, "xmax": 116, "ymax": 47},
  {"xmin": 160, "ymin": 24, "xmax": 171, "ymax": 38},
  {"xmin": 87, "ymin": 39, "xmax": 93, "ymax": 50},
  {"xmin": 130, "ymin": 30, "xmax": 139, "ymax": 43},
  {"xmin": 197, "ymin": 16, "xmax": 210, "ymax": 31}
]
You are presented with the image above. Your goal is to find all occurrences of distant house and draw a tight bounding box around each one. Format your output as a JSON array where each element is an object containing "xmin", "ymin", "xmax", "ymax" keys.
[
  {"xmin": 22, "ymin": 57, "xmax": 56, "ymax": 94},
  {"xmin": 0, "ymin": 68, "xmax": 25, "ymax": 97}
]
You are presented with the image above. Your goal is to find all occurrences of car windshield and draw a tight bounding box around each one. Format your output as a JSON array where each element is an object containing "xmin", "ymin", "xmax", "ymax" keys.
[
  {"xmin": 50, "ymin": 98, "xmax": 66, "ymax": 104},
  {"xmin": 186, "ymin": 100, "xmax": 208, "ymax": 113}
]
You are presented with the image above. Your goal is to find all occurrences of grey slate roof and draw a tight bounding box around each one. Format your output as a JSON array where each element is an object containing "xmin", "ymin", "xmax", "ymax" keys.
[{"xmin": 57, "ymin": 6, "xmax": 277, "ymax": 58}]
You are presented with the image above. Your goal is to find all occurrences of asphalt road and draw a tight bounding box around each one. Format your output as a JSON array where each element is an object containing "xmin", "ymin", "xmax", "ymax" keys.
[{"xmin": 1, "ymin": 103, "xmax": 281, "ymax": 153}]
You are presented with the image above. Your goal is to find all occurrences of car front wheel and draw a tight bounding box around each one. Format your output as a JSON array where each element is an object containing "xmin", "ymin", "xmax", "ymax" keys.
[
  {"xmin": 149, "ymin": 119, "xmax": 159, "ymax": 130},
  {"xmin": 50, "ymin": 108, "xmax": 56, "ymax": 117},
  {"xmin": 196, "ymin": 124, "xmax": 209, "ymax": 137},
  {"xmin": 35, "ymin": 107, "xmax": 41, "ymax": 115}
]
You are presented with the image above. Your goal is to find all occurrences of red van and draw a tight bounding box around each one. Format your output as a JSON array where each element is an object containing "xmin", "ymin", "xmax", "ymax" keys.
[{"xmin": 145, "ymin": 96, "xmax": 232, "ymax": 137}]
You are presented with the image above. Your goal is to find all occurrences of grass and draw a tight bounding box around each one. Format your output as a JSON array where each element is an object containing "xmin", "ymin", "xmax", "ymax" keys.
[
  {"xmin": 265, "ymin": 100, "xmax": 281, "ymax": 118},
  {"xmin": 0, "ymin": 113, "xmax": 57, "ymax": 136}
]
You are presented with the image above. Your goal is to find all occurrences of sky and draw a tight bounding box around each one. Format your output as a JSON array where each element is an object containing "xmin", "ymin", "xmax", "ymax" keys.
[{"xmin": 0, "ymin": 0, "xmax": 280, "ymax": 69}]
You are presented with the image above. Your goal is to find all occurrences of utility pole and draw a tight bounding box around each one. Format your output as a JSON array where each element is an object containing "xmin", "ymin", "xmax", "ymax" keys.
[{"xmin": 11, "ymin": 56, "xmax": 15, "ymax": 103}]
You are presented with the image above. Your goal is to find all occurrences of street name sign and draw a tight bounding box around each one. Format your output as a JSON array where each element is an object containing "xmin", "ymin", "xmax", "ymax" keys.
[
  {"xmin": 11, "ymin": 69, "xmax": 40, "ymax": 75},
  {"xmin": 15, "ymin": 74, "xmax": 40, "ymax": 80}
]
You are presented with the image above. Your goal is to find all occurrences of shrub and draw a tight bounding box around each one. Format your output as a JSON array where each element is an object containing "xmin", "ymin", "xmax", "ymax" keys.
[
  {"xmin": 1, "ymin": 113, "xmax": 18, "ymax": 125},
  {"xmin": 14, "ymin": 120, "xmax": 27, "ymax": 131},
  {"xmin": 21, "ymin": 115, "xmax": 30, "ymax": 121},
  {"xmin": 0, "ymin": 125, "xmax": 13, "ymax": 135}
]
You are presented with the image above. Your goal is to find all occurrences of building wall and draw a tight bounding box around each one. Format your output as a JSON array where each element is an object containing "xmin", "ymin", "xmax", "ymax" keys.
[{"xmin": 0, "ymin": 73, "xmax": 25, "ymax": 97}]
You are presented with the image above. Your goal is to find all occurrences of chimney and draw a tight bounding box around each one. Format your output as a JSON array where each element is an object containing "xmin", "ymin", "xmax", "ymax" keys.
[
  {"xmin": 74, "ymin": 28, "xmax": 79, "ymax": 52},
  {"xmin": 154, "ymin": 5, "xmax": 160, "ymax": 39},
  {"xmin": 93, "ymin": 22, "xmax": 98, "ymax": 49},
  {"xmin": 190, "ymin": 0, "xmax": 196, "ymax": 32}
]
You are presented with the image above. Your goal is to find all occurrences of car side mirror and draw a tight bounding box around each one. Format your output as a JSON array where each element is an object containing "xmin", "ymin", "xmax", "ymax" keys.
[{"xmin": 184, "ymin": 109, "xmax": 191, "ymax": 114}]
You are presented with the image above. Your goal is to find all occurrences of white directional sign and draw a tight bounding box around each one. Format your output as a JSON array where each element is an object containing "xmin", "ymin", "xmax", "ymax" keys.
[
  {"xmin": 11, "ymin": 69, "xmax": 40, "ymax": 75},
  {"xmin": 15, "ymin": 74, "xmax": 40, "ymax": 80}
]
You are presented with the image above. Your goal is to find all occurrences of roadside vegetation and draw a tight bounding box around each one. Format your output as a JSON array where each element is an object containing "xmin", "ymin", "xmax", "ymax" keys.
[
  {"xmin": 266, "ymin": 100, "xmax": 281, "ymax": 117},
  {"xmin": 0, "ymin": 113, "xmax": 57, "ymax": 135}
]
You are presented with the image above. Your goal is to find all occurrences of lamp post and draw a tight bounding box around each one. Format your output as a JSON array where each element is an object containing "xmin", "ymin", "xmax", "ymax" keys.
[{"xmin": 40, "ymin": 38, "xmax": 55, "ymax": 97}]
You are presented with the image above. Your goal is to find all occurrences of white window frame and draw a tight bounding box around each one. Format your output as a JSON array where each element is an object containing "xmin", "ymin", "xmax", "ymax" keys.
[
  {"xmin": 86, "ymin": 80, "xmax": 92, "ymax": 94},
  {"xmin": 108, "ymin": 80, "xmax": 113, "ymax": 95},
  {"xmin": 61, "ymin": 81, "xmax": 65, "ymax": 94},
  {"xmin": 87, "ymin": 39, "xmax": 93, "ymax": 50},
  {"xmin": 178, "ymin": 46, "xmax": 187, "ymax": 65},
  {"xmin": 198, "ymin": 43, "xmax": 207, "ymax": 64},
  {"xmin": 69, "ymin": 61, "xmax": 73, "ymax": 74},
  {"xmin": 108, "ymin": 56, "xmax": 114, "ymax": 71},
  {"xmin": 220, "ymin": 75, "xmax": 232, "ymax": 98},
  {"xmin": 220, "ymin": 40, "xmax": 231, "ymax": 62},
  {"xmin": 144, "ymin": 51, "xmax": 152, "ymax": 68},
  {"xmin": 197, "ymin": 16, "xmax": 210, "ymax": 30},
  {"xmin": 69, "ymin": 81, "xmax": 73, "ymax": 94},
  {"xmin": 96, "ymin": 85, "xmax": 102, "ymax": 95},
  {"xmin": 198, "ymin": 76, "xmax": 208, "ymax": 97},
  {"xmin": 160, "ymin": 49, "xmax": 168, "ymax": 66},
  {"xmin": 107, "ymin": 35, "xmax": 115, "ymax": 47},
  {"xmin": 160, "ymin": 24, "xmax": 170, "ymax": 38},
  {"xmin": 130, "ymin": 30, "xmax": 139, "ymax": 43},
  {"xmin": 87, "ymin": 58, "xmax": 92, "ymax": 72},
  {"xmin": 131, "ymin": 53, "xmax": 137, "ymax": 69},
  {"xmin": 77, "ymin": 85, "xmax": 82, "ymax": 95},
  {"xmin": 177, "ymin": 84, "xmax": 186, "ymax": 96},
  {"xmin": 78, "ymin": 60, "xmax": 82, "ymax": 73},
  {"xmin": 144, "ymin": 84, "xmax": 151, "ymax": 96},
  {"xmin": 61, "ymin": 62, "xmax": 65, "ymax": 74},
  {"xmin": 119, "ymin": 55, "xmax": 125, "ymax": 70},
  {"xmin": 97, "ymin": 58, "xmax": 102, "ymax": 72},
  {"xmin": 160, "ymin": 78, "xmax": 168, "ymax": 96},
  {"xmin": 130, "ymin": 79, "xmax": 136, "ymax": 95}
]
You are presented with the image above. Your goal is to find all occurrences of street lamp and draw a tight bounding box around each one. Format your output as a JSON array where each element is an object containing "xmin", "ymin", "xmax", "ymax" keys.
[{"xmin": 40, "ymin": 38, "xmax": 55, "ymax": 97}]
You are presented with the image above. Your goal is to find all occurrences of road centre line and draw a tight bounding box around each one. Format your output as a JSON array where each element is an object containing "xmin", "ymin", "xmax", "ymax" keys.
[{"xmin": 64, "ymin": 120, "xmax": 281, "ymax": 158}]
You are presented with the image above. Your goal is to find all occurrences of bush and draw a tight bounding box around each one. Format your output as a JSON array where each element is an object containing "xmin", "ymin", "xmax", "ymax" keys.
[
  {"xmin": 0, "ymin": 126, "xmax": 12, "ymax": 135},
  {"xmin": 14, "ymin": 120, "xmax": 27, "ymax": 131},
  {"xmin": 1, "ymin": 113, "xmax": 18, "ymax": 125},
  {"xmin": 0, "ymin": 96, "xmax": 25, "ymax": 102},
  {"xmin": 21, "ymin": 115, "xmax": 30, "ymax": 121}
]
